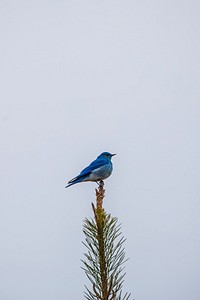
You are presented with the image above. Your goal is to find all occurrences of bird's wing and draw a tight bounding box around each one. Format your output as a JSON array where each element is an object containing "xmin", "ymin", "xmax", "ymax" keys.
[
  {"xmin": 79, "ymin": 158, "xmax": 108, "ymax": 176},
  {"xmin": 67, "ymin": 158, "xmax": 108, "ymax": 184}
]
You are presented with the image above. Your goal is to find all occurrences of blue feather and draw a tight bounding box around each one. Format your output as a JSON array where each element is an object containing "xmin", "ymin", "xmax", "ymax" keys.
[{"xmin": 65, "ymin": 152, "xmax": 115, "ymax": 188}]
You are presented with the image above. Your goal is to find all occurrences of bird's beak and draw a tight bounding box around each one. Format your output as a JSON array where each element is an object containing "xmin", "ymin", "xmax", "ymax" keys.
[{"xmin": 111, "ymin": 153, "xmax": 116, "ymax": 156}]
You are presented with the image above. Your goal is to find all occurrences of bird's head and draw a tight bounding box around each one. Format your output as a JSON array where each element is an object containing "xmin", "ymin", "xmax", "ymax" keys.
[{"xmin": 98, "ymin": 152, "xmax": 116, "ymax": 160}]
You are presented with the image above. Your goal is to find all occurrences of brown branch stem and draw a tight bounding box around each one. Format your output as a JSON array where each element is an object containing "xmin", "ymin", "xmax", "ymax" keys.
[{"xmin": 92, "ymin": 180, "xmax": 109, "ymax": 300}]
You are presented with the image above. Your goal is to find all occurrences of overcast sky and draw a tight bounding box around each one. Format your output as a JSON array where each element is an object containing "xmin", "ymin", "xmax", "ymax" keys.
[{"xmin": 0, "ymin": 1, "xmax": 200, "ymax": 299}]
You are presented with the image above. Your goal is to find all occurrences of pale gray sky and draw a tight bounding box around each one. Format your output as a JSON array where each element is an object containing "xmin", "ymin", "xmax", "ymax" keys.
[{"xmin": 0, "ymin": 1, "xmax": 200, "ymax": 299}]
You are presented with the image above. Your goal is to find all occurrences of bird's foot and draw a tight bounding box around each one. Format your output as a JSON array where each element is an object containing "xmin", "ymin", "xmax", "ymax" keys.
[{"xmin": 96, "ymin": 180, "xmax": 104, "ymax": 188}]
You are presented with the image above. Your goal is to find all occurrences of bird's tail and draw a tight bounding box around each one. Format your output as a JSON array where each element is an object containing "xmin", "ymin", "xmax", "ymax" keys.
[
  {"xmin": 65, "ymin": 181, "xmax": 77, "ymax": 188},
  {"xmin": 65, "ymin": 174, "xmax": 88, "ymax": 188}
]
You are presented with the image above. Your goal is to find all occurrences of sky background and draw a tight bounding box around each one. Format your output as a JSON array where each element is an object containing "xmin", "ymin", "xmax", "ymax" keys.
[{"xmin": 0, "ymin": 1, "xmax": 200, "ymax": 299}]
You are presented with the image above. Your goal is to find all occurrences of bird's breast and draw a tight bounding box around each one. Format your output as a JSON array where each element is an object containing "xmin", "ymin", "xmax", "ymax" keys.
[{"xmin": 88, "ymin": 164, "xmax": 113, "ymax": 181}]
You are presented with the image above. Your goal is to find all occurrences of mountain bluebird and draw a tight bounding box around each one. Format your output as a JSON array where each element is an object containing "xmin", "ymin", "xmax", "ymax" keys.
[{"xmin": 65, "ymin": 152, "xmax": 116, "ymax": 188}]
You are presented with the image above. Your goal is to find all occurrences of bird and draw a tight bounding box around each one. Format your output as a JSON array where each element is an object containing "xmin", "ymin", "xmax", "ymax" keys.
[{"xmin": 65, "ymin": 152, "xmax": 116, "ymax": 188}]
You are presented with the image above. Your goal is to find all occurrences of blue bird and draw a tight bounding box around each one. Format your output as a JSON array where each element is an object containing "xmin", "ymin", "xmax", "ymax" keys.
[{"xmin": 65, "ymin": 152, "xmax": 116, "ymax": 188}]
